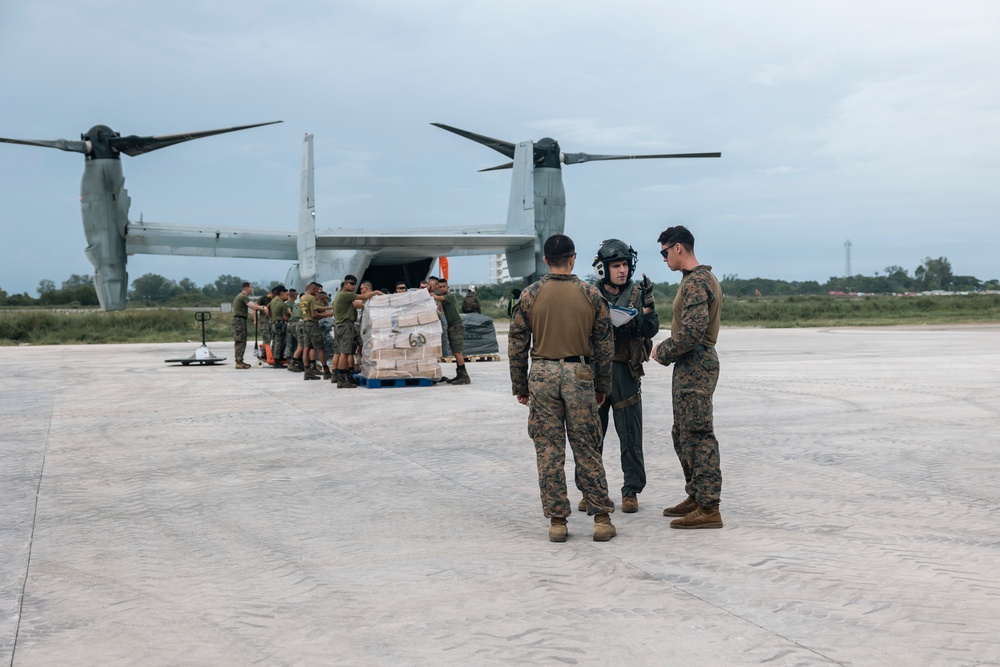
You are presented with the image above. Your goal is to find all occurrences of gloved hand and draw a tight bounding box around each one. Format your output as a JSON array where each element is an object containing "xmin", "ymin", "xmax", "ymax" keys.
[{"xmin": 640, "ymin": 274, "xmax": 655, "ymax": 309}]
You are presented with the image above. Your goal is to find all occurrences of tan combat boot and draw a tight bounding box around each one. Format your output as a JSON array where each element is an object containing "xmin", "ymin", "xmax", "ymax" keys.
[
  {"xmin": 593, "ymin": 513, "xmax": 617, "ymax": 542},
  {"xmin": 577, "ymin": 498, "xmax": 587, "ymax": 512},
  {"xmin": 662, "ymin": 496, "xmax": 699, "ymax": 517},
  {"xmin": 622, "ymin": 496, "xmax": 639, "ymax": 513},
  {"xmin": 670, "ymin": 505, "xmax": 724, "ymax": 529},
  {"xmin": 548, "ymin": 517, "xmax": 568, "ymax": 543}
]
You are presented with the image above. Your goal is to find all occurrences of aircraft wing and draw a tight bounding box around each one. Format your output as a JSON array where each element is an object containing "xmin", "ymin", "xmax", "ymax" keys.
[
  {"xmin": 126, "ymin": 222, "xmax": 297, "ymax": 259},
  {"xmin": 314, "ymin": 229, "xmax": 536, "ymax": 258},
  {"xmin": 127, "ymin": 222, "xmax": 534, "ymax": 261}
]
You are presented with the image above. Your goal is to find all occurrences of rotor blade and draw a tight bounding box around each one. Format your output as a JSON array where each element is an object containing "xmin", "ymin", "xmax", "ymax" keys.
[
  {"xmin": 0, "ymin": 137, "xmax": 87, "ymax": 154},
  {"xmin": 110, "ymin": 120, "xmax": 283, "ymax": 157},
  {"xmin": 563, "ymin": 151, "xmax": 721, "ymax": 165},
  {"xmin": 432, "ymin": 123, "xmax": 517, "ymax": 159},
  {"xmin": 478, "ymin": 161, "xmax": 514, "ymax": 172}
]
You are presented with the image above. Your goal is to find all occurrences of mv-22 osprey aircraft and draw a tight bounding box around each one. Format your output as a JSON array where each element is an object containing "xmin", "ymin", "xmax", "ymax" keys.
[{"xmin": 0, "ymin": 122, "xmax": 719, "ymax": 310}]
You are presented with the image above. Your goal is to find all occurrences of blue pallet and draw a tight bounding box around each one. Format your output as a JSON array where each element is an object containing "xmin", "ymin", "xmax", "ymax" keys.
[{"xmin": 356, "ymin": 375, "xmax": 435, "ymax": 389}]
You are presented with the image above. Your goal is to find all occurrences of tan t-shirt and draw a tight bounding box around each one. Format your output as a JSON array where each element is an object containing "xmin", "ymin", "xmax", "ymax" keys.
[{"xmin": 529, "ymin": 277, "xmax": 597, "ymax": 360}]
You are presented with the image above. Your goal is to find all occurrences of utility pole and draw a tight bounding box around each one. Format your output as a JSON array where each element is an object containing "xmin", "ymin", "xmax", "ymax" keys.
[{"xmin": 844, "ymin": 239, "xmax": 852, "ymax": 277}]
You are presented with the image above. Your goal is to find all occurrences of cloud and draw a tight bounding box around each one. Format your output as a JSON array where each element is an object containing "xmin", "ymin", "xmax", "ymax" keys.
[
  {"xmin": 815, "ymin": 66, "xmax": 1000, "ymax": 193},
  {"xmin": 525, "ymin": 119, "xmax": 671, "ymax": 151},
  {"xmin": 760, "ymin": 166, "xmax": 802, "ymax": 176}
]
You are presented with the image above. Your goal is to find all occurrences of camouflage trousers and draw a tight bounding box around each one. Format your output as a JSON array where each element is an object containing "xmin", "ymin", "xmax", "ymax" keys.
[
  {"xmin": 261, "ymin": 317, "xmax": 273, "ymax": 346},
  {"xmin": 528, "ymin": 360, "xmax": 614, "ymax": 518},
  {"xmin": 232, "ymin": 316, "xmax": 247, "ymax": 362},
  {"xmin": 284, "ymin": 322, "xmax": 300, "ymax": 359},
  {"xmin": 271, "ymin": 321, "xmax": 286, "ymax": 361},
  {"xmin": 585, "ymin": 361, "xmax": 645, "ymax": 498},
  {"xmin": 671, "ymin": 347, "xmax": 722, "ymax": 509}
]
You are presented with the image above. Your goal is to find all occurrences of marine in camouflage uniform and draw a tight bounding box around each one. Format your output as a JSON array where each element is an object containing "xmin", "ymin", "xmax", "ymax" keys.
[
  {"xmin": 509, "ymin": 234, "xmax": 617, "ymax": 542},
  {"xmin": 437, "ymin": 279, "xmax": 470, "ymax": 384},
  {"xmin": 267, "ymin": 286, "xmax": 289, "ymax": 365},
  {"xmin": 283, "ymin": 289, "xmax": 300, "ymax": 362},
  {"xmin": 578, "ymin": 239, "xmax": 659, "ymax": 512},
  {"xmin": 654, "ymin": 225, "xmax": 724, "ymax": 529},
  {"xmin": 231, "ymin": 282, "xmax": 266, "ymax": 369},
  {"xmin": 258, "ymin": 290, "xmax": 274, "ymax": 347},
  {"xmin": 298, "ymin": 282, "xmax": 333, "ymax": 380}
]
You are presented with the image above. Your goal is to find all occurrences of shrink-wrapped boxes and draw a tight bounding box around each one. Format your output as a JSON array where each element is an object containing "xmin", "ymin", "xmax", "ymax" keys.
[{"xmin": 360, "ymin": 290, "xmax": 443, "ymax": 380}]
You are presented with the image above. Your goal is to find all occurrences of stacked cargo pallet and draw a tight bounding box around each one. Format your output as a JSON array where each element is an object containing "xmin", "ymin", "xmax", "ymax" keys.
[{"xmin": 359, "ymin": 290, "xmax": 443, "ymax": 382}]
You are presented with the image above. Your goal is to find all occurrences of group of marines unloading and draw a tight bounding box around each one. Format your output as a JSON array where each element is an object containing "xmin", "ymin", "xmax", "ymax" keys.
[{"xmin": 231, "ymin": 276, "xmax": 471, "ymax": 387}]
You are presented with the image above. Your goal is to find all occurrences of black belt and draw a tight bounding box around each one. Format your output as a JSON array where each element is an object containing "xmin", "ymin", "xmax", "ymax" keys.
[
  {"xmin": 233, "ymin": 315, "xmax": 247, "ymax": 319},
  {"xmin": 535, "ymin": 356, "xmax": 590, "ymax": 364},
  {"xmin": 560, "ymin": 356, "xmax": 590, "ymax": 364}
]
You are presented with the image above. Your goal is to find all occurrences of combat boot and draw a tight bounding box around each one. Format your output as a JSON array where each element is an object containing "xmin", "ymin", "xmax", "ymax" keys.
[
  {"xmin": 577, "ymin": 498, "xmax": 587, "ymax": 512},
  {"xmin": 548, "ymin": 517, "xmax": 568, "ymax": 543},
  {"xmin": 303, "ymin": 367, "xmax": 321, "ymax": 381},
  {"xmin": 670, "ymin": 505, "xmax": 723, "ymax": 529},
  {"xmin": 322, "ymin": 367, "xmax": 332, "ymax": 380},
  {"xmin": 451, "ymin": 365, "xmax": 471, "ymax": 385},
  {"xmin": 622, "ymin": 496, "xmax": 639, "ymax": 513},
  {"xmin": 288, "ymin": 359, "xmax": 303, "ymax": 373},
  {"xmin": 336, "ymin": 376, "xmax": 357, "ymax": 389},
  {"xmin": 593, "ymin": 513, "xmax": 617, "ymax": 542},
  {"xmin": 662, "ymin": 496, "xmax": 699, "ymax": 517}
]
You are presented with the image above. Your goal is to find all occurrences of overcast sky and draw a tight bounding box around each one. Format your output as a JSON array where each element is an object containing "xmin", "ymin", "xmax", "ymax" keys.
[{"xmin": 1, "ymin": 0, "xmax": 998, "ymax": 295}]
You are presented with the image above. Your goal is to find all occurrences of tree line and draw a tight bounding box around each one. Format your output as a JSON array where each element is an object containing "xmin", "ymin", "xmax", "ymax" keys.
[
  {"xmin": 719, "ymin": 257, "xmax": 997, "ymax": 297},
  {"xmin": 0, "ymin": 274, "xmax": 277, "ymax": 307},
  {"xmin": 2, "ymin": 256, "xmax": 996, "ymax": 308}
]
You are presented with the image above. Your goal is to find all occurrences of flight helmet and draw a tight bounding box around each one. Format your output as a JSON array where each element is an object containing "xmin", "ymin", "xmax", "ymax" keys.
[{"xmin": 593, "ymin": 239, "xmax": 637, "ymax": 284}]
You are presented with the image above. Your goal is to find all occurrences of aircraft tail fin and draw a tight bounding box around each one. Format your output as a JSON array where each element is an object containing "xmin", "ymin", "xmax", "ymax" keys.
[
  {"xmin": 504, "ymin": 140, "xmax": 537, "ymax": 277},
  {"xmin": 297, "ymin": 134, "xmax": 317, "ymax": 283}
]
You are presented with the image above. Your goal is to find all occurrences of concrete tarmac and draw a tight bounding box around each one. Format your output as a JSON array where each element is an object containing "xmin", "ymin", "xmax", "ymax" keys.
[{"xmin": 2, "ymin": 325, "xmax": 999, "ymax": 666}]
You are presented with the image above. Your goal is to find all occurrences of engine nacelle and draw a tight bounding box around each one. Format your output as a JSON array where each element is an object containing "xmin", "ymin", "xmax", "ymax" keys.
[{"xmin": 80, "ymin": 159, "xmax": 130, "ymax": 310}]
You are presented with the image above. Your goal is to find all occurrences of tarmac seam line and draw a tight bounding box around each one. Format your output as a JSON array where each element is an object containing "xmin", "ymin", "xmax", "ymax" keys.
[
  {"xmin": 8, "ymin": 350, "xmax": 62, "ymax": 667},
  {"xmin": 617, "ymin": 551, "xmax": 848, "ymax": 665}
]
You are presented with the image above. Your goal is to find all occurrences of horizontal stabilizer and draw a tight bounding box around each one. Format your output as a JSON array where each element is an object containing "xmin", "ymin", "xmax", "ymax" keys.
[{"xmin": 126, "ymin": 222, "xmax": 296, "ymax": 259}]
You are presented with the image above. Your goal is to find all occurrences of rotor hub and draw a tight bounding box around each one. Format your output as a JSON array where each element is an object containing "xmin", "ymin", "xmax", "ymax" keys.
[
  {"xmin": 534, "ymin": 137, "xmax": 562, "ymax": 169},
  {"xmin": 81, "ymin": 125, "xmax": 120, "ymax": 160}
]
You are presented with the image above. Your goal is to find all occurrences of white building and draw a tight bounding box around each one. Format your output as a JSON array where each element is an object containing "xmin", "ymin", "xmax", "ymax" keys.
[{"xmin": 488, "ymin": 253, "xmax": 510, "ymax": 284}]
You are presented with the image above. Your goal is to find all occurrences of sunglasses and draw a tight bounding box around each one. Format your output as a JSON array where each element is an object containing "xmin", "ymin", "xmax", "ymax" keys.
[{"xmin": 660, "ymin": 243, "xmax": 679, "ymax": 258}]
